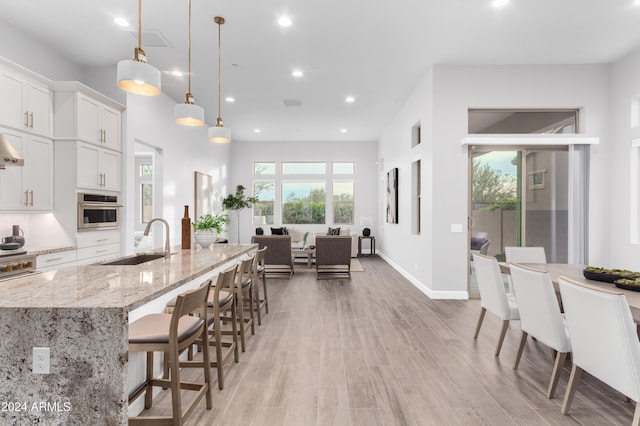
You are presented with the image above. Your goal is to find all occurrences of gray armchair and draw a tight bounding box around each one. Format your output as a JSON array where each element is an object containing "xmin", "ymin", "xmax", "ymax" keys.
[
  {"xmin": 315, "ymin": 236, "xmax": 351, "ymax": 280},
  {"xmin": 251, "ymin": 235, "xmax": 294, "ymax": 278}
]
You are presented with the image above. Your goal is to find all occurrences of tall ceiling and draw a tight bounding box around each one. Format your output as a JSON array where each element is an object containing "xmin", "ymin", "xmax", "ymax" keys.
[{"xmin": 2, "ymin": 0, "xmax": 640, "ymax": 142}]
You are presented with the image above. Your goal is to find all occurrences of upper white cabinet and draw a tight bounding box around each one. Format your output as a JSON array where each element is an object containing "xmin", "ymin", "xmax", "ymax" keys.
[
  {"xmin": 0, "ymin": 128, "xmax": 53, "ymax": 211},
  {"xmin": 76, "ymin": 142, "xmax": 121, "ymax": 192},
  {"xmin": 53, "ymin": 82, "xmax": 123, "ymax": 152},
  {"xmin": 0, "ymin": 69, "xmax": 52, "ymax": 138}
]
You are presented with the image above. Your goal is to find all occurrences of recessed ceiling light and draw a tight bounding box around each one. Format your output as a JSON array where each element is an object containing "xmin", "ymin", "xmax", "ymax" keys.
[
  {"xmin": 345, "ymin": 96, "xmax": 355, "ymax": 103},
  {"xmin": 114, "ymin": 17, "xmax": 129, "ymax": 27},
  {"xmin": 225, "ymin": 96, "xmax": 235, "ymax": 102},
  {"xmin": 171, "ymin": 70, "xmax": 183, "ymax": 77},
  {"xmin": 278, "ymin": 17, "xmax": 292, "ymax": 27},
  {"xmin": 340, "ymin": 129, "xmax": 348, "ymax": 133},
  {"xmin": 292, "ymin": 70, "xmax": 303, "ymax": 77},
  {"xmin": 254, "ymin": 129, "xmax": 261, "ymax": 133},
  {"xmin": 492, "ymin": 0, "xmax": 510, "ymax": 7}
]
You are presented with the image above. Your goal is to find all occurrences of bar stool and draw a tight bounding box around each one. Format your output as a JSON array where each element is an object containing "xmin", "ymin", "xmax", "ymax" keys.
[
  {"xmin": 194, "ymin": 265, "xmax": 239, "ymax": 390},
  {"xmin": 128, "ymin": 281, "xmax": 212, "ymax": 425},
  {"xmin": 229, "ymin": 256, "xmax": 255, "ymax": 352},
  {"xmin": 253, "ymin": 246, "xmax": 268, "ymax": 324}
]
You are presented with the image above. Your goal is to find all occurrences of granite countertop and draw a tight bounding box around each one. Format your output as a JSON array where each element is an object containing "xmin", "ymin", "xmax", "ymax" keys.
[
  {"xmin": 0, "ymin": 244, "xmax": 256, "ymax": 310},
  {"xmin": 25, "ymin": 245, "xmax": 77, "ymax": 255}
]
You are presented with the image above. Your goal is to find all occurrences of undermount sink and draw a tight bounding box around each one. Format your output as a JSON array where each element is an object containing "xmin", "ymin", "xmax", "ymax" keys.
[{"xmin": 99, "ymin": 253, "xmax": 167, "ymax": 266}]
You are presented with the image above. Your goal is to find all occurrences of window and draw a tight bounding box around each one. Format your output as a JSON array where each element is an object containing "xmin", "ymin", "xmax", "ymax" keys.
[
  {"xmin": 411, "ymin": 121, "xmax": 421, "ymax": 147},
  {"xmin": 254, "ymin": 162, "xmax": 275, "ymax": 175},
  {"xmin": 282, "ymin": 162, "xmax": 326, "ymax": 174},
  {"xmin": 333, "ymin": 162, "xmax": 354, "ymax": 174},
  {"xmin": 411, "ymin": 160, "xmax": 421, "ymax": 234},
  {"xmin": 138, "ymin": 161, "xmax": 153, "ymax": 223},
  {"xmin": 253, "ymin": 180, "xmax": 275, "ymax": 225},
  {"xmin": 282, "ymin": 182, "xmax": 326, "ymax": 224},
  {"xmin": 333, "ymin": 181, "xmax": 354, "ymax": 224},
  {"xmin": 468, "ymin": 109, "xmax": 578, "ymax": 134}
]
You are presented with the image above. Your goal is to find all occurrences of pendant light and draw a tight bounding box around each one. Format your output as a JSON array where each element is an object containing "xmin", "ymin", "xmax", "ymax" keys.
[
  {"xmin": 117, "ymin": 0, "xmax": 161, "ymax": 96},
  {"xmin": 208, "ymin": 16, "xmax": 231, "ymax": 143},
  {"xmin": 175, "ymin": 0, "xmax": 204, "ymax": 126}
]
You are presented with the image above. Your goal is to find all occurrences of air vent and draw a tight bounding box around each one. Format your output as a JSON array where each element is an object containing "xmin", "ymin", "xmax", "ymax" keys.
[
  {"xmin": 127, "ymin": 29, "xmax": 172, "ymax": 48},
  {"xmin": 283, "ymin": 99, "xmax": 302, "ymax": 107}
]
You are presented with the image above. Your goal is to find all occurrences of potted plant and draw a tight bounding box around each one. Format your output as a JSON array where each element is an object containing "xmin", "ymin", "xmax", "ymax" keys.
[
  {"xmin": 192, "ymin": 213, "xmax": 229, "ymax": 248},
  {"xmin": 222, "ymin": 185, "xmax": 259, "ymax": 243}
]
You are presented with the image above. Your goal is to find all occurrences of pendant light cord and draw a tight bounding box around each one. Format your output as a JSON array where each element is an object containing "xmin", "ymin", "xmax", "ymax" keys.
[
  {"xmin": 138, "ymin": 0, "xmax": 142, "ymax": 50},
  {"xmin": 187, "ymin": 0, "xmax": 192, "ymax": 94},
  {"xmin": 217, "ymin": 19, "xmax": 222, "ymax": 121}
]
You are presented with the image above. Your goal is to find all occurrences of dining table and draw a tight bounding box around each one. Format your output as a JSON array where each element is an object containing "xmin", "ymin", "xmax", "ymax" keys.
[{"xmin": 499, "ymin": 263, "xmax": 640, "ymax": 323}]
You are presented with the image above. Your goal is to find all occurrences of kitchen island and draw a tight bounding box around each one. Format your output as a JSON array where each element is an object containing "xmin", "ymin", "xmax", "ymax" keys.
[{"xmin": 0, "ymin": 243, "xmax": 256, "ymax": 425}]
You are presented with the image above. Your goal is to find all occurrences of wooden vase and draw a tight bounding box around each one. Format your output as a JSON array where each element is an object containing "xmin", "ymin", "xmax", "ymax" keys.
[{"xmin": 181, "ymin": 205, "xmax": 191, "ymax": 249}]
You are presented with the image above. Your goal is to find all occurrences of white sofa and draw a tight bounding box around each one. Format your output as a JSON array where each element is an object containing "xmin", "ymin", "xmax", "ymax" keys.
[{"xmin": 284, "ymin": 227, "xmax": 358, "ymax": 258}]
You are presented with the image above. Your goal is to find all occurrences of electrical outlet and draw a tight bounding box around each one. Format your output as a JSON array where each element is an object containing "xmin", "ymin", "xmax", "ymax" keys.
[{"xmin": 33, "ymin": 347, "xmax": 50, "ymax": 374}]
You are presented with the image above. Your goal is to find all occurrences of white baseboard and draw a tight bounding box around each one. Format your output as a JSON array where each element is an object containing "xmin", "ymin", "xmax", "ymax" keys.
[{"xmin": 377, "ymin": 251, "xmax": 469, "ymax": 300}]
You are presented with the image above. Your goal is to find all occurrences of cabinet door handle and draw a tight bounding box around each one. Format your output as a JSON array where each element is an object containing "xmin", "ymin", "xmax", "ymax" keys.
[
  {"xmin": 29, "ymin": 112, "xmax": 34, "ymax": 128},
  {"xmin": 29, "ymin": 190, "xmax": 34, "ymax": 206},
  {"xmin": 46, "ymin": 257, "xmax": 63, "ymax": 263},
  {"xmin": 24, "ymin": 111, "xmax": 29, "ymax": 127},
  {"xmin": 102, "ymin": 129, "xmax": 106, "ymax": 143},
  {"xmin": 24, "ymin": 190, "xmax": 29, "ymax": 206},
  {"xmin": 102, "ymin": 173, "xmax": 106, "ymax": 187}
]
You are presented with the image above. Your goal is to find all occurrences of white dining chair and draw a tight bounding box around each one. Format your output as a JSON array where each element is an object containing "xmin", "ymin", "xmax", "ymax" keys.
[
  {"xmin": 558, "ymin": 276, "xmax": 640, "ymax": 424},
  {"xmin": 472, "ymin": 253, "xmax": 520, "ymax": 356},
  {"xmin": 510, "ymin": 263, "xmax": 571, "ymax": 398},
  {"xmin": 504, "ymin": 246, "xmax": 547, "ymax": 293},
  {"xmin": 504, "ymin": 246, "xmax": 547, "ymax": 264}
]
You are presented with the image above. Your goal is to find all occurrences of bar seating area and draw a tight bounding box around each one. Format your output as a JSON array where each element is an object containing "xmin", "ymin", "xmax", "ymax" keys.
[{"xmin": 132, "ymin": 252, "xmax": 268, "ymax": 423}]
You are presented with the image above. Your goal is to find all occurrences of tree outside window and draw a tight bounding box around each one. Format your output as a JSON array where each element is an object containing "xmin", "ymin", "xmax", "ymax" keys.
[
  {"xmin": 282, "ymin": 182, "xmax": 326, "ymax": 224},
  {"xmin": 333, "ymin": 181, "xmax": 354, "ymax": 224},
  {"xmin": 253, "ymin": 180, "xmax": 275, "ymax": 225}
]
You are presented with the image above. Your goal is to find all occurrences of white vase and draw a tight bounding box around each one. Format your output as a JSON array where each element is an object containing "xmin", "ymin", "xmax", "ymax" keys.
[{"xmin": 194, "ymin": 230, "xmax": 217, "ymax": 248}]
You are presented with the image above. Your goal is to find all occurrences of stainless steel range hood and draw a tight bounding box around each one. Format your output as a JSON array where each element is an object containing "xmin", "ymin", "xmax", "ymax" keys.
[{"xmin": 0, "ymin": 133, "xmax": 24, "ymax": 168}]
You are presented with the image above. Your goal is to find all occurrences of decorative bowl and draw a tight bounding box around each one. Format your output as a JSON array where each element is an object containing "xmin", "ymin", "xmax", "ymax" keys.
[{"xmin": 194, "ymin": 230, "xmax": 217, "ymax": 249}]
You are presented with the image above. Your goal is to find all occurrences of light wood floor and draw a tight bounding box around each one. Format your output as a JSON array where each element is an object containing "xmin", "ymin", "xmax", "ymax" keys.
[{"xmin": 141, "ymin": 256, "xmax": 635, "ymax": 425}]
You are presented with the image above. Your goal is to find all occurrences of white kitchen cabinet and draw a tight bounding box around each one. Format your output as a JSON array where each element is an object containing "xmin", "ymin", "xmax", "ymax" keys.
[
  {"xmin": 75, "ymin": 230, "xmax": 121, "ymax": 264},
  {"xmin": 0, "ymin": 128, "xmax": 53, "ymax": 211},
  {"xmin": 54, "ymin": 85, "xmax": 122, "ymax": 152},
  {"xmin": 76, "ymin": 141, "xmax": 121, "ymax": 192},
  {"xmin": 0, "ymin": 68, "xmax": 52, "ymax": 138},
  {"xmin": 37, "ymin": 249, "xmax": 77, "ymax": 272}
]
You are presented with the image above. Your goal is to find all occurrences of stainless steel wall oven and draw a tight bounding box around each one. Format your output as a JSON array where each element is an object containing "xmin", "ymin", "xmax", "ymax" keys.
[{"xmin": 77, "ymin": 193, "xmax": 121, "ymax": 230}]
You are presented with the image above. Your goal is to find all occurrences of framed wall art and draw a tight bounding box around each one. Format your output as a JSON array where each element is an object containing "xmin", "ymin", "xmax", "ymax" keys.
[{"xmin": 386, "ymin": 167, "xmax": 398, "ymax": 223}]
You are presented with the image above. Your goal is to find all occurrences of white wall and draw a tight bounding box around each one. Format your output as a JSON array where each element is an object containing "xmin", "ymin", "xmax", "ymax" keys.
[
  {"xmin": 0, "ymin": 18, "xmax": 81, "ymax": 82},
  {"xmin": 379, "ymin": 64, "xmax": 611, "ymax": 298},
  {"xmin": 607, "ymin": 46, "xmax": 640, "ymax": 270},
  {"xmin": 123, "ymin": 94, "xmax": 230, "ymax": 254},
  {"xmin": 228, "ymin": 140, "xmax": 378, "ymax": 244},
  {"xmin": 377, "ymin": 70, "xmax": 436, "ymax": 296}
]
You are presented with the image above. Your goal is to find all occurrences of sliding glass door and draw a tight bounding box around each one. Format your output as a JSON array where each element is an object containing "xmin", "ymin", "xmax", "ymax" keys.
[{"xmin": 468, "ymin": 146, "xmax": 569, "ymax": 297}]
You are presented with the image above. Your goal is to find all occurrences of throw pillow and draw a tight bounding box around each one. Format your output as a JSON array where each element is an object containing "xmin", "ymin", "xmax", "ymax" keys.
[
  {"xmin": 271, "ymin": 227, "xmax": 284, "ymax": 235},
  {"xmin": 327, "ymin": 227, "xmax": 341, "ymax": 235}
]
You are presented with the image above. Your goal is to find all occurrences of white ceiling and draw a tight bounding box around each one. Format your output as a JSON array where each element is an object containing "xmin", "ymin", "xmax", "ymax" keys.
[{"xmin": 2, "ymin": 0, "xmax": 640, "ymax": 142}]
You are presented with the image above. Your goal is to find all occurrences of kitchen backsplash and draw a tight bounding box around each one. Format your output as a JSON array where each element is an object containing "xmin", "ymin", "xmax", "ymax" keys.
[{"xmin": 0, "ymin": 213, "xmax": 73, "ymax": 248}]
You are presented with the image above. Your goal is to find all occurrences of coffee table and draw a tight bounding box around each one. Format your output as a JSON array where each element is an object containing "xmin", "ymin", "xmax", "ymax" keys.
[{"xmin": 292, "ymin": 247, "xmax": 315, "ymax": 267}]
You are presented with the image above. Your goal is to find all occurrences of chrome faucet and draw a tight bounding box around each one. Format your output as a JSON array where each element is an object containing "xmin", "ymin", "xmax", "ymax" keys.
[{"xmin": 143, "ymin": 218, "xmax": 171, "ymax": 258}]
